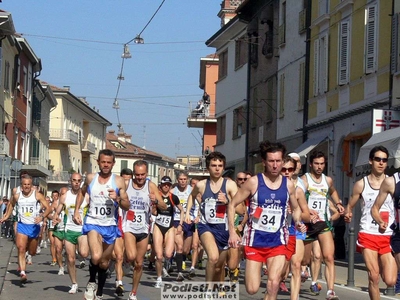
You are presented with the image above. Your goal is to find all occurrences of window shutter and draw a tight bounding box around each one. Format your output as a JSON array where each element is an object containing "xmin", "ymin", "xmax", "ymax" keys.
[
  {"xmin": 279, "ymin": 73, "xmax": 285, "ymax": 118},
  {"xmin": 365, "ymin": 5, "xmax": 376, "ymax": 74},
  {"xmin": 391, "ymin": 13, "xmax": 399, "ymax": 74},
  {"xmin": 339, "ymin": 21, "xmax": 349, "ymax": 85},
  {"xmin": 323, "ymin": 34, "xmax": 329, "ymax": 92},
  {"xmin": 298, "ymin": 62, "xmax": 305, "ymax": 109},
  {"xmin": 313, "ymin": 39, "xmax": 320, "ymax": 96}
]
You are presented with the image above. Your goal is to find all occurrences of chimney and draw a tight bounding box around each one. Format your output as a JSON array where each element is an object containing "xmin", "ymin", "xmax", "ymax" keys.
[
  {"xmin": 124, "ymin": 134, "xmax": 132, "ymax": 143},
  {"xmin": 217, "ymin": 0, "xmax": 243, "ymax": 27}
]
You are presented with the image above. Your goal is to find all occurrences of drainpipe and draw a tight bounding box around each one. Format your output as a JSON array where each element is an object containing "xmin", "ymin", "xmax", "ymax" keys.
[
  {"xmin": 389, "ymin": 0, "xmax": 395, "ymax": 109},
  {"xmin": 244, "ymin": 32, "xmax": 252, "ymax": 171},
  {"xmin": 302, "ymin": 0, "xmax": 312, "ymax": 144}
]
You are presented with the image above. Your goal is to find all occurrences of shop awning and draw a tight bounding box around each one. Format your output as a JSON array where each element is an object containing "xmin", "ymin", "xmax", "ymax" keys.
[
  {"xmin": 355, "ymin": 127, "xmax": 400, "ymax": 168},
  {"xmin": 294, "ymin": 135, "xmax": 328, "ymax": 164}
]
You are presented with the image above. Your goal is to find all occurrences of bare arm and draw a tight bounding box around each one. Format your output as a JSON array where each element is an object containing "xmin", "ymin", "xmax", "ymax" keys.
[
  {"xmin": 372, "ymin": 177, "xmax": 395, "ymax": 233},
  {"xmin": 149, "ymin": 182, "xmax": 167, "ymax": 210},
  {"xmin": 185, "ymin": 181, "xmax": 204, "ymax": 224},
  {"xmin": 288, "ymin": 180, "xmax": 301, "ymax": 225},
  {"xmin": 344, "ymin": 179, "xmax": 363, "ymax": 223},
  {"xmin": 74, "ymin": 174, "xmax": 91, "ymax": 225},
  {"xmin": 295, "ymin": 187, "xmax": 310, "ymax": 223},
  {"xmin": 112, "ymin": 176, "xmax": 129, "ymax": 211},
  {"xmin": 228, "ymin": 176, "xmax": 254, "ymax": 248},
  {"xmin": 327, "ymin": 176, "xmax": 344, "ymax": 214},
  {"xmin": 53, "ymin": 190, "xmax": 67, "ymax": 225},
  {"xmin": 0, "ymin": 194, "xmax": 18, "ymax": 222},
  {"xmin": 35, "ymin": 192, "xmax": 51, "ymax": 224}
]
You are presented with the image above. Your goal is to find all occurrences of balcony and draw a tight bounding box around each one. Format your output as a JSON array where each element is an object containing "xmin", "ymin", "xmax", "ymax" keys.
[
  {"xmin": 82, "ymin": 139, "xmax": 96, "ymax": 154},
  {"xmin": 184, "ymin": 155, "xmax": 210, "ymax": 178},
  {"xmin": 49, "ymin": 128, "xmax": 79, "ymax": 144},
  {"xmin": 20, "ymin": 156, "xmax": 51, "ymax": 177},
  {"xmin": 47, "ymin": 171, "xmax": 70, "ymax": 184},
  {"xmin": 0, "ymin": 134, "xmax": 10, "ymax": 156},
  {"xmin": 187, "ymin": 101, "xmax": 217, "ymax": 128}
]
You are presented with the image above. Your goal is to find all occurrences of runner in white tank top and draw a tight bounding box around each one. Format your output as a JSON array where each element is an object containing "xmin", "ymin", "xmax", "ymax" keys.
[
  {"xmin": 0, "ymin": 175, "xmax": 50, "ymax": 284},
  {"xmin": 73, "ymin": 149, "xmax": 130, "ymax": 300},
  {"xmin": 346, "ymin": 146, "xmax": 397, "ymax": 299}
]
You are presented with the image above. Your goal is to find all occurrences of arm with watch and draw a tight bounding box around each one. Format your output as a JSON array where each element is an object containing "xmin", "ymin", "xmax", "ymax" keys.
[
  {"xmin": 149, "ymin": 181, "xmax": 167, "ymax": 210},
  {"xmin": 327, "ymin": 176, "xmax": 345, "ymax": 215}
]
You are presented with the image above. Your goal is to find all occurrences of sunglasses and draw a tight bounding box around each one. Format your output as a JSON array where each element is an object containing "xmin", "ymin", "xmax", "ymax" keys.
[
  {"xmin": 373, "ymin": 157, "xmax": 388, "ymax": 163},
  {"xmin": 237, "ymin": 178, "xmax": 247, "ymax": 181},
  {"xmin": 72, "ymin": 179, "xmax": 82, "ymax": 182},
  {"xmin": 281, "ymin": 167, "xmax": 295, "ymax": 173}
]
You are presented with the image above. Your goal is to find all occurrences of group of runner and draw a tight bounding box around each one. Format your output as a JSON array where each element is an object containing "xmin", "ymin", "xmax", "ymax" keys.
[{"xmin": 3, "ymin": 143, "xmax": 400, "ymax": 300}]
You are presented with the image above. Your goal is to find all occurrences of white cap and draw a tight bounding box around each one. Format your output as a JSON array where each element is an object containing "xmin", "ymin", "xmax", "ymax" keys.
[{"xmin": 288, "ymin": 152, "xmax": 300, "ymax": 160}]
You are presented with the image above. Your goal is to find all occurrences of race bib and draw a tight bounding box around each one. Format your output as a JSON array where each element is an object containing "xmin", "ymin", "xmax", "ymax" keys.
[
  {"xmin": 309, "ymin": 196, "xmax": 326, "ymax": 220},
  {"xmin": 91, "ymin": 202, "xmax": 114, "ymax": 219},
  {"xmin": 21, "ymin": 204, "xmax": 34, "ymax": 217},
  {"xmin": 156, "ymin": 215, "xmax": 171, "ymax": 227},
  {"xmin": 252, "ymin": 206, "xmax": 282, "ymax": 233},
  {"xmin": 204, "ymin": 201, "xmax": 226, "ymax": 224},
  {"xmin": 126, "ymin": 211, "xmax": 145, "ymax": 228}
]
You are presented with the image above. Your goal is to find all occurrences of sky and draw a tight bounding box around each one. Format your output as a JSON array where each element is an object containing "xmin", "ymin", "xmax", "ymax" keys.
[{"xmin": 1, "ymin": 0, "xmax": 222, "ymax": 159}]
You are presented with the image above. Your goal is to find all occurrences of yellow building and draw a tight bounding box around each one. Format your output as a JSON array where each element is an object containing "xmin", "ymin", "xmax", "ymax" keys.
[
  {"xmin": 46, "ymin": 84, "xmax": 111, "ymax": 192},
  {"xmin": 296, "ymin": 0, "xmax": 393, "ymax": 233}
]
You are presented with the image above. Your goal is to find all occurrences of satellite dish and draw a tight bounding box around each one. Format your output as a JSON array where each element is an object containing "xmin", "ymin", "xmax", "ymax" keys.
[{"xmin": 11, "ymin": 160, "xmax": 22, "ymax": 172}]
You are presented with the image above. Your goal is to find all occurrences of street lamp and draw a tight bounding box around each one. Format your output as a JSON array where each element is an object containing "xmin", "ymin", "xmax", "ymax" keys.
[
  {"xmin": 121, "ymin": 44, "xmax": 132, "ymax": 59},
  {"xmin": 133, "ymin": 34, "xmax": 144, "ymax": 44}
]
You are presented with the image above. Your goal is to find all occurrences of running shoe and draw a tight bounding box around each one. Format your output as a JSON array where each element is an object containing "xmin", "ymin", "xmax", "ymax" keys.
[
  {"xmin": 301, "ymin": 271, "xmax": 309, "ymax": 283},
  {"xmin": 310, "ymin": 283, "xmax": 321, "ymax": 295},
  {"xmin": 326, "ymin": 291, "xmax": 339, "ymax": 300},
  {"xmin": 162, "ymin": 267, "xmax": 170, "ymax": 278},
  {"xmin": 50, "ymin": 261, "xmax": 57, "ymax": 266},
  {"xmin": 26, "ymin": 255, "xmax": 32, "ymax": 265},
  {"xmin": 229, "ymin": 268, "xmax": 239, "ymax": 283},
  {"xmin": 58, "ymin": 267, "xmax": 64, "ymax": 275},
  {"xmin": 182, "ymin": 261, "xmax": 186, "ymax": 270},
  {"xmin": 279, "ymin": 281, "xmax": 289, "ymax": 293},
  {"xmin": 154, "ymin": 278, "xmax": 163, "ymax": 288},
  {"xmin": 84, "ymin": 282, "xmax": 98, "ymax": 300},
  {"xmin": 189, "ymin": 267, "xmax": 196, "ymax": 278},
  {"xmin": 176, "ymin": 272, "xmax": 185, "ymax": 282},
  {"xmin": 36, "ymin": 246, "xmax": 41, "ymax": 254},
  {"xmin": 80, "ymin": 260, "xmax": 86, "ymax": 269},
  {"xmin": 115, "ymin": 284, "xmax": 124, "ymax": 296},
  {"xmin": 69, "ymin": 283, "xmax": 78, "ymax": 294},
  {"xmin": 128, "ymin": 292, "xmax": 137, "ymax": 300},
  {"xmin": 20, "ymin": 273, "xmax": 27, "ymax": 284}
]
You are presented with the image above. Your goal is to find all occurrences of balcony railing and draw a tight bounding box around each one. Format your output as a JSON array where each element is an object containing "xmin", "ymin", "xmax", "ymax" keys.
[
  {"xmin": 49, "ymin": 129, "xmax": 79, "ymax": 144},
  {"xmin": 188, "ymin": 101, "xmax": 215, "ymax": 119},
  {"xmin": 47, "ymin": 171, "xmax": 70, "ymax": 183},
  {"xmin": 0, "ymin": 134, "xmax": 10, "ymax": 156},
  {"xmin": 82, "ymin": 139, "xmax": 96, "ymax": 154},
  {"xmin": 29, "ymin": 157, "xmax": 40, "ymax": 165}
]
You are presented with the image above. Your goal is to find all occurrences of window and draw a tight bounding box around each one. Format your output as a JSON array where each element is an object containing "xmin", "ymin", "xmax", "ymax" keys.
[
  {"xmin": 266, "ymin": 78, "xmax": 274, "ymax": 122},
  {"xmin": 279, "ymin": 1, "xmax": 286, "ymax": 46},
  {"xmin": 339, "ymin": 20, "xmax": 350, "ymax": 85},
  {"xmin": 319, "ymin": 0, "xmax": 329, "ymax": 16},
  {"xmin": 279, "ymin": 73, "xmax": 285, "ymax": 118},
  {"xmin": 233, "ymin": 106, "xmax": 246, "ymax": 139},
  {"xmin": 216, "ymin": 115, "xmax": 226, "ymax": 145},
  {"xmin": 4, "ymin": 61, "xmax": 10, "ymax": 91},
  {"xmin": 121, "ymin": 160, "xmax": 128, "ymax": 171},
  {"xmin": 235, "ymin": 37, "xmax": 247, "ymax": 69},
  {"xmin": 250, "ymin": 34, "xmax": 259, "ymax": 67},
  {"xmin": 218, "ymin": 50, "xmax": 228, "ymax": 79},
  {"xmin": 251, "ymin": 87, "xmax": 258, "ymax": 128},
  {"xmin": 313, "ymin": 33, "xmax": 329, "ymax": 96},
  {"xmin": 298, "ymin": 62, "xmax": 305, "ymax": 110},
  {"xmin": 365, "ymin": 3, "xmax": 377, "ymax": 74},
  {"xmin": 23, "ymin": 67, "xmax": 28, "ymax": 97}
]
